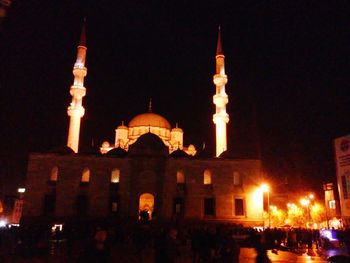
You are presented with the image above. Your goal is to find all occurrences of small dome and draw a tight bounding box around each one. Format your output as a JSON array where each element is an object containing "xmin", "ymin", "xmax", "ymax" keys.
[
  {"xmin": 106, "ymin": 147, "xmax": 127, "ymax": 157},
  {"xmin": 129, "ymin": 112, "xmax": 171, "ymax": 130},
  {"xmin": 188, "ymin": 144, "xmax": 195, "ymax": 151},
  {"xmin": 128, "ymin": 133, "xmax": 168, "ymax": 157},
  {"xmin": 49, "ymin": 146, "xmax": 75, "ymax": 155},
  {"xmin": 170, "ymin": 149, "xmax": 189, "ymax": 158},
  {"xmin": 79, "ymin": 145, "xmax": 101, "ymax": 155},
  {"xmin": 196, "ymin": 147, "xmax": 214, "ymax": 159},
  {"xmin": 101, "ymin": 141, "xmax": 110, "ymax": 148}
]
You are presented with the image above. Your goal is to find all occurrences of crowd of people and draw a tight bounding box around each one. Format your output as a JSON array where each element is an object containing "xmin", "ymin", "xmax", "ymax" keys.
[{"xmin": 0, "ymin": 219, "xmax": 350, "ymax": 262}]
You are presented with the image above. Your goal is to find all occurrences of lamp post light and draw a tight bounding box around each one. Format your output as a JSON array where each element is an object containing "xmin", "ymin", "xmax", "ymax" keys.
[
  {"xmin": 300, "ymin": 197, "xmax": 311, "ymax": 228},
  {"xmin": 261, "ymin": 184, "xmax": 270, "ymax": 228}
]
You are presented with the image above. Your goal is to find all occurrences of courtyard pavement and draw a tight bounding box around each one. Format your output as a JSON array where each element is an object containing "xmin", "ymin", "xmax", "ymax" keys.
[{"xmin": 2, "ymin": 241, "xmax": 348, "ymax": 262}]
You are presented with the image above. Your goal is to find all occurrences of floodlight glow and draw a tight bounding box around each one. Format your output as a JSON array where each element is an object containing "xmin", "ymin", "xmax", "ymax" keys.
[
  {"xmin": 321, "ymin": 229, "xmax": 337, "ymax": 241},
  {"xmin": 300, "ymin": 198, "xmax": 310, "ymax": 206},
  {"xmin": 0, "ymin": 220, "xmax": 7, "ymax": 227},
  {"xmin": 261, "ymin": 184, "xmax": 269, "ymax": 192}
]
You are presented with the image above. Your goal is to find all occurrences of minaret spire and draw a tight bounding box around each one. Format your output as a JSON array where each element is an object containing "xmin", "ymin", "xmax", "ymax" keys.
[
  {"xmin": 213, "ymin": 27, "xmax": 229, "ymax": 157},
  {"xmin": 67, "ymin": 21, "xmax": 88, "ymax": 153},
  {"xmin": 79, "ymin": 18, "xmax": 86, "ymax": 47},
  {"xmin": 216, "ymin": 26, "xmax": 223, "ymax": 55},
  {"xmin": 148, "ymin": 98, "xmax": 152, "ymax": 112}
]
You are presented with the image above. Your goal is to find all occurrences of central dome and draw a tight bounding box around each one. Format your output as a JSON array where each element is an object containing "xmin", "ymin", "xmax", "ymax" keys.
[{"xmin": 129, "ymin": 112, "xmax": 171, "ymax": 130}]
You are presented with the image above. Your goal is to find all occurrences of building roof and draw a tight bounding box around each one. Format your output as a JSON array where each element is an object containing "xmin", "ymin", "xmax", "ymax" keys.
[
  {"xmin": 49, "ymin": 146, "xmax": 75, "ymax": 155},
  {"xmin": 129, "ymin": 112, "xmax": 171, "ymax": 130},
  {"xmin": 170, "ymin": 149, "xmax": 189, "ymax": 158},
  {"xmin": 106, "ymin": 147, "xmax": 128, "ymax": 157},
  {"xmin": 128, "ymin": 133, "xmax": 168, "ymax": 157}
]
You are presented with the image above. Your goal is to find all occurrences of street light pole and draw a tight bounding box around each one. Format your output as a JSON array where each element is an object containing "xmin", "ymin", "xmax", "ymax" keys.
[
  {"xmin": 300, "ymin": 196, "xmax": 312, "ymax": 228},
  {"xmin": 267, "ymin": 190, "xmax": 271, "ymax": 228},
  {"xmin": 261, "ymin": 183, "xmax": 270, "ymax": 228}
]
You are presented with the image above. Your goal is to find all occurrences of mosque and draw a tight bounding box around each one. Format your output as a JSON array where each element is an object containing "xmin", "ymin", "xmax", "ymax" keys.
[{"xmin": 22, "ymin": 25, "xmax": 265, "ymax": 226}]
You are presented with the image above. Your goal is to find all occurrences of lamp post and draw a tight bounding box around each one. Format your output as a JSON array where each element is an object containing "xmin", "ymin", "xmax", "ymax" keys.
[
  {"xmin": 261, "ymin": 184, "xmax": 270, "ymax": 228},
  {"xmin": 300, "ymin": 195, "xmax": 312, "ymax": 228}
]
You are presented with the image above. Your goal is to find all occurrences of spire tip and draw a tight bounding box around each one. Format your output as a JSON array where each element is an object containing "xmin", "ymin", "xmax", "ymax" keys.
[{"xmin": 216, "ymin": 26, "xmax": 223, "ymax": 55}]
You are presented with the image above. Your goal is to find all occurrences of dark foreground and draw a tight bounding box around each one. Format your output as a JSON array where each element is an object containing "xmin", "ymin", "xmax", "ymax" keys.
[{"xmin": 0, "ymin": 221, "xmax": 349, "ymax": 262}]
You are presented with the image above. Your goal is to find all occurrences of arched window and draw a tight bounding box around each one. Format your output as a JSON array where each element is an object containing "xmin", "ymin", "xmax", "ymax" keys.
[
  {"xmin": 203, "ymin": 169, "xmax": 212, "ymax": 185},
  {"xmin": 139, "ymin": 193, "xmax": 154, "ymax": 220},
  {"xmin": 81, "ymin": 168, "xmax": 90, "ymax": 183},
  {"xmin": 234, "ymin": 198, "xmax": 244, "ymax": 216},
  {"xmin": 111, "ymin": 169, "xmax": 120, "ymax": 183},
  {"xmin": 50, "ymin": 166, "xmax": 58, "ymax": 182},
  {"xmin": 176, "ymin": 170, "xmax": 185, "ymax": 184},
  {"xmin": 233, "ymin": 171, "xmax": 241, "ymax": 186}
]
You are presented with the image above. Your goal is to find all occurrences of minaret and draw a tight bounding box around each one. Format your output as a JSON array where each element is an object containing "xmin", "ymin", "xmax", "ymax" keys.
[
  {"xmin": 67, "ymin": 22, "xmax": 87, "ymax": 153},
  {"xmin": 213, "ymin": 27, "xmax": 229, "ymax": 157}
]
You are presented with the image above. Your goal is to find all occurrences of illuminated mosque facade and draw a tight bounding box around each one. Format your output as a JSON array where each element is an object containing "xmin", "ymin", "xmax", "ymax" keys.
[{"xmin": 23, "ymin": 25, "xmax": 265, "ymax": 226}]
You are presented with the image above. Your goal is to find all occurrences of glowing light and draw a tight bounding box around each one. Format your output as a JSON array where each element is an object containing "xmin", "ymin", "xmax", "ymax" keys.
[
  {"xmin": 0, "ymin": 220, "xmax": 7, "ymax": 228},
  {"xmin": 329, "ymin": 217, "xmax": 341, "ymax": 229},
  {"xmin": 260, "ymin": 184, "xmax": 269, "ymax": 193},
  {"xmin": 111, "ymin": 169, "xmax": 120, "ymax": 183},
  {"xmin": 300, "ymin": 198, "xmax": 310, "ymax": 206},
  {"xmin": 203, "ymin": 170, "xmax": 212, "ymax": 185},
  {"xmin": 269, "ymin": 205, "xmax": 277, "ymax": 212},
  {"xmin": 320, "ymin": 229, "xmax": 337, "ymax": 241},
  {"xmin": 252, "ymin": 188, "xmax": 264, "ymax": 209},
  {"xmin": 287, "ymin": 203, "xmax": 295, "ymax": 208},
  {"xmin": 18, "ymin": 188, "xmax": 25, "ymax": 193},
  {"xmin": 51, "ymin": 224, "xmax": 63, "ymax": 232}
]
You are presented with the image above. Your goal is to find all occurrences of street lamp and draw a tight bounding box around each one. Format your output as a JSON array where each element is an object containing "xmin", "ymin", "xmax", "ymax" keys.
[
  {"xmin": 261, "ymin": 184, "xmax": 270, "ymax": 228},
  {"xmin": 300, "ymin": 197, "xmax": 311, "ymax": 228}
]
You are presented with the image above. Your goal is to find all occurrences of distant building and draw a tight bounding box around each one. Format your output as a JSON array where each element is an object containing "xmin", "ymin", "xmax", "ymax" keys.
[
  {"xmin": 23, "ymin": 26, "xmax": 264, "ymax": 226},
  {"xmin": 323, "ymin": 183, "xmax": 341, "ymax": 226},
  {"xmin": 334, "ymin": 134, "xmax": 350, "ymax": 226}
]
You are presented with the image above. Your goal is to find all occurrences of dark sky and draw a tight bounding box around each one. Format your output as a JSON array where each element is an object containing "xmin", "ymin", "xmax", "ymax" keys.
[{"xmin": 0, "ymin": 1, "xmax": 349, "ymax": 195}]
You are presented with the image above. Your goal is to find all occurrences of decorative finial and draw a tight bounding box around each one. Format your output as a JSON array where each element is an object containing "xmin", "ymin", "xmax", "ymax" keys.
[
  {"xmin": 121, "ymin": 120, "xmax": 124, "ymax": 126},
  {"xmin": 216, "ymin": 26, "xmax": 223, "ymax": 55},
  {"xmin": 148, "ymin": 98, "xmax": 152, "ymax": 112},
  {"xmin": 176, "ymin": 122, "xmax": 178, "ymax": 128}
]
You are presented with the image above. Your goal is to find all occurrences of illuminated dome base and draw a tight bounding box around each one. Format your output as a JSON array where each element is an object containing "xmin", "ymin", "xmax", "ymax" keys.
[{"xmin": 100, "ymin": 110, "xmax": 196, "ymax": 156}]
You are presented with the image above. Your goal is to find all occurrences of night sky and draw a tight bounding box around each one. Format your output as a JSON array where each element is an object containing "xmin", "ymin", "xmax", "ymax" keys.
[{"xmin": 0, "ymin": 1, "xmax": 349, "ymax": 195}]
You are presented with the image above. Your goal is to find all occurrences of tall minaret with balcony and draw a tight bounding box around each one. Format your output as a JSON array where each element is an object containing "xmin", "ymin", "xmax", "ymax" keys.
[
  {"xmin": 213, "ymin": 28, "xmax": 229, "ymax": 157},
  {"xmin": 67, "ymin": 23, "xmax": 87, "ymax": 153}
]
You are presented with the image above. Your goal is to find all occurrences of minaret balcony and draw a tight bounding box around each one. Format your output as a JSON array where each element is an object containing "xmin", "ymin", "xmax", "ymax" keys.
[
  {"xmin": 213, "ymin": 113, "xmax": 229, "ymax": 124},
  {"xmin": 213, "ymin": 74, "xmax": 227, "ymax": 86},
  {"xmin": 70, "ymin": 86, "xmax": 86, "ymax": 98},
  {"xmin": 67, "ymin": 106, "xmax": 85, "ymax": 117},
  {"xmin": 73, "ymin": 67, "xmax": 87, "ymax": 77},
  {"xmin": 213, "ymin": 94, "xmax": 228, "ymax": 107}
]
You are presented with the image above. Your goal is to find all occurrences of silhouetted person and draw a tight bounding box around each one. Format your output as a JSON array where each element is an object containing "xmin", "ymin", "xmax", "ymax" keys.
[{"xmin": 253, "ymin": 231, "xmax": 271, "ymax": 263}]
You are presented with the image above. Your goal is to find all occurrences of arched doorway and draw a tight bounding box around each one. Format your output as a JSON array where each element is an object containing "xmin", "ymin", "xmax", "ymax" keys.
[{"xmin": 139, "ymin": 193, "xmax": 154, "ymax": 220}]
